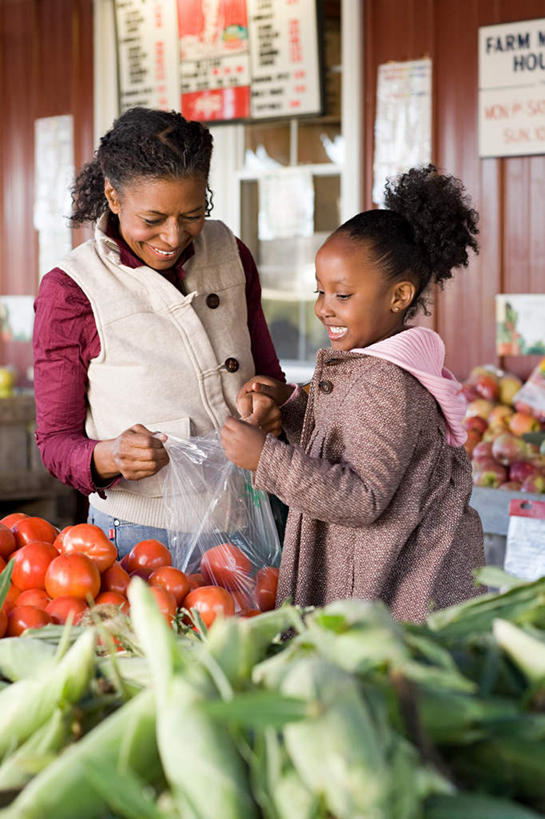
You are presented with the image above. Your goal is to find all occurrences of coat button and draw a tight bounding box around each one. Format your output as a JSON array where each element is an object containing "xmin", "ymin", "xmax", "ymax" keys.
[
  {"xmin": 206, "ymin": 293, "xmax": 220, "ymax": 309},
  {"xmin": 225, "ymin": 357, "xmax": 239, "ymax": 373},
  {"xmin": 318, "ymin": 379, "xmax": 333, "ymax": 393}
]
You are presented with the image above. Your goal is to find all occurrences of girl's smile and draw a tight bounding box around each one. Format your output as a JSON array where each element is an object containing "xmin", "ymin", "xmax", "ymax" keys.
[{"xmin": 314, "ymin": 233, "xmax": 412, "ymax": 350}]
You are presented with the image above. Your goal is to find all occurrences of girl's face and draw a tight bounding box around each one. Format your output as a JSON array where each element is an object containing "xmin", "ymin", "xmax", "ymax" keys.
[
  {"xmin": 314, "ymin": 233, "xmax": 413, "ymax": 350},
  {"xmin": 104, "ymin": 175, "xmax": 207, "ymax": 270}
]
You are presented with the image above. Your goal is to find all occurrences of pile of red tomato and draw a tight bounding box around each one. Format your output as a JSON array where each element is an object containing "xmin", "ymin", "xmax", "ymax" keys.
[{"xmin": 0, "ymin": 513, "xmax": 279, "ymax": 638}]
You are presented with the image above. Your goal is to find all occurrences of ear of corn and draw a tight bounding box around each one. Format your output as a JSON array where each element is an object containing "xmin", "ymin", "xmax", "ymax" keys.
[
  {"xmin": 0, "ymin": 637, "xmax": 56, "ymax": 682},
  {"xmin": 492, "ymin": 618, "xmax": 545, "ymax": 683},
  {"xmin": 424, "ymin": 791, "xmax": 543, "ymax": 818},
  {"xmin": 0, "ymin": 628, "xmax": 95, "ymax": 756},
  {"xmin": 128, "ymin": 577, "xmax": 258, "ymax": 819},
  {"xmin": 0, "ymin": 706, "xmax": 72, "ymax": 791},
  {"xmin": 0, "ymin": 688, "xmax": 159, "ymax": 819}
]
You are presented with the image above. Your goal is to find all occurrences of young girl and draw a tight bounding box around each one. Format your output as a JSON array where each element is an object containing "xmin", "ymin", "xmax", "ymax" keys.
[{"xmin": 221, "ymin": 164, "xmax": 485, "ymax": 623}]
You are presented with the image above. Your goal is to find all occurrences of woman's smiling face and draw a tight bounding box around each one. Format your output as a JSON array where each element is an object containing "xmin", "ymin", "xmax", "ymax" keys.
[
  {"xmin": 104, "ymin": 175, "xmax": 207, "ymax": 270},
  {"xmin": 314, "ymin": 233, "xmax": 408, "ymax": 350}
]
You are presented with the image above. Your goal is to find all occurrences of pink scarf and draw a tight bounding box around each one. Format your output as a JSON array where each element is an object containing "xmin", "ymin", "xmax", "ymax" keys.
[{"xmin": 351, "ymin": 327, "xmax": 467, "ymax": 447}]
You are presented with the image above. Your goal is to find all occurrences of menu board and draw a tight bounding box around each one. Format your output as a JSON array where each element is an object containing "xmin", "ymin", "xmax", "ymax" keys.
[{"xmin": 114, "ymin": 0, "xmax": 322, "ymax": 122}]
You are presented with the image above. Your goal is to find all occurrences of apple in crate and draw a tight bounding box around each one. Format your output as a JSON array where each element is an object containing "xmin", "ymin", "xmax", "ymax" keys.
[
  {"xmin": 492, "ymin": 433, "xmax": 528, "ymax": 465},
  {"xmin": 462, "ymin": 415, "xmax": 488, "ymax": 435},
  {"xmin": 499, "ymin": 374, "xmax": 522, "ymax": 406},
  {"xmin": 472, "ymin": 441, "xmax": 494, "ymax": 463},
  {"xmin": 509, "ymin": 461, "xmax": 542, "ymax": 483},
  {"xmin": 467, "ymin": 366, "xmax": 500, "ymax": 402},
  {"xmin": 472, "ymin": 460, "xmax": 508, "ymax": 488},
  {"xmin": 465, "ymin": 399, "xmax": 495, "ymax": 420},
  {"xmin": 498, "ymin": 481, "xmax": 522, "ymax": 491},
  {"xmin": 521, "ymin": 474, "xmax": 545, "ymax": 493},
  {"xmin": 508, "ymin": 411, "xmax": 540, "ymax": 437}
]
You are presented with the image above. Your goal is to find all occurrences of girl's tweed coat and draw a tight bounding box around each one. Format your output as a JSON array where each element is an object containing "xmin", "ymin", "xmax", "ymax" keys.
[{"xmin": 254, "ymin": 349, "xmax": 484, "ymax": 623}]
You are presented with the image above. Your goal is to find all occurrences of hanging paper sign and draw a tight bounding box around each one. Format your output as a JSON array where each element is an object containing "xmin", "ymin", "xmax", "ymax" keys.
[
  {"xmin": 479, "ymin": 18, "xmax": 545, "ymax": 157},
  {"xmin": 372, "ymin": 59, "xmax": 432, "ymax": 207},
  {"xmin": 114, "ymin": 0, "xmax": 179, "ymax": 112}
]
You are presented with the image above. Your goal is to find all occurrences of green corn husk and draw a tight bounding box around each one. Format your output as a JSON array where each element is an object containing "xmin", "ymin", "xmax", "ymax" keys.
[
  {"xmin": 0, "ymin": 563, "xmax": 13, "ymax": 610},
  {"xmin": 0, "ymin": 706, "xmax": 72, "ymax": 791},
  {"xmin": 128, "ymin": 578, "xmax": 257, "ymax": 819},
  {"xmin": 0, "ymin": 628, "xmax": 96, "ymax": 756},
  {"xmin": 427, "ymin": 574, "xmax": 545, "ymax": 639},
  {"xmin": 277, "ymin": 656, "xmax": 411, "ymax": 819},
  {"xmin": 424, "ymin": 791, "xmax": 543, "ymax": 818},
  {"xmin": 0, "ymin": 688, "xmax": 160, "ymax": 819},
  {"xmin": 0, "ymin": 637, "xmax": 56, "ymax": 682},
  {"xmin": 493, "ymin": 618, "xmax": 545, "ymax": 684}
]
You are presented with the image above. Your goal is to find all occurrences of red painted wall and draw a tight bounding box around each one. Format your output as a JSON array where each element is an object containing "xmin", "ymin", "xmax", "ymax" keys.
[{"xmin": 364, "ymin": 0, "xmax": 545, "ymax": 380}]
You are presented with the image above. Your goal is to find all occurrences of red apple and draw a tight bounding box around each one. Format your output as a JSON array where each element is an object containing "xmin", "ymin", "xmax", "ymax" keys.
[
  {"xmin": 471, "ymin": 441, "xmax": 494, "ymax": 463},
  {"xmin": 464, "ymin": 428, "xmax": 483, "ymax": 457},
  {"xmin": 472, "ymin": 462, "xmax": 508, "ymax": 488},
  {"xmin": 521, "ymin": 474, "xmax": 545, "ymax": 494},
  {"xmin": 474, "ymin": 373, "xmax": 500, "ymax": 402},
  {"xmin": 508, "ymin": 412, "xmax": 540, "ymax": 437},
  {"xmin": 492, "ymin": 433, "xmax": 529, "ymax": 466},
  {"xmin": 509, "ymin": 461, "xmax": 541, "ymax": 483},
  {"xmin": 462, "ymin": 415, "xmax": 488, "ymax": 435},
  {"xmin": 461, "ymin": 383, "xmax": 480, "ymax": 402}
]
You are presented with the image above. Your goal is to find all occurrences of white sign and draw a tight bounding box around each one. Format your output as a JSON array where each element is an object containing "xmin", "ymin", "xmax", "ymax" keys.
[
  {"xmin": 479, "ymin": 18, "xmax": 545, "ymax": 157},
  {"xmin": 258, "ymin": 169, "xmax": 314, "ymax": 241},
  {"xmin": 114, "ymin": 0, "xmax": 179, "ymax": 112},
  {"xmin": 372, "ymin": 59, "xmax": 432, "ymax": 207}
]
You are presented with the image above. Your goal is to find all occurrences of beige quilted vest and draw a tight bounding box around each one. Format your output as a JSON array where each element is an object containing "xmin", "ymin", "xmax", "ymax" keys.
[{"xmin": 59, "ymin": 214, "xmax": 255, "ymax": 527}]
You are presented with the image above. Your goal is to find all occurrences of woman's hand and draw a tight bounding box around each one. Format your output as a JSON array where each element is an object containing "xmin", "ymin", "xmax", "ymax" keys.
[
  {"xmin": 236, "ymin": 376, "xmax": 295, "ymax": 434},
  {"xmin": 221, "ymin": 417, "xmax": 267, "ymax": 471},
  {"xmin": 92, "ymin": 424, "xmax": 169, "ymax": 482}
]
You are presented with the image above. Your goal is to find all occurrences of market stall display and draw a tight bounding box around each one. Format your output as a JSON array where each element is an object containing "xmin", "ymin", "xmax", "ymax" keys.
[{"xmin": 0, "ymin": 563, "xmax": 545, "ymax": 816}]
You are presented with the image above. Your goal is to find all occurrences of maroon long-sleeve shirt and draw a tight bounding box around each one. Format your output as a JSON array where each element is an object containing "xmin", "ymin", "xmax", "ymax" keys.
[{"xmin": 33, "ymin": 217, "xmax": 284, "ymax": 496}]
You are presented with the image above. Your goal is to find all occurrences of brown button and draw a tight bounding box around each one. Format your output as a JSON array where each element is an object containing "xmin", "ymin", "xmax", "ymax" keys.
[
  {"xmin": 318, "ymin": 380, "xmax": 333, "ymax": 393},
  {"xmin": 206, "ymin": 293, "xmax": 220, "ymax": 309},
  {"xmin": 225, "ymin": 357, "xmax": 239, "ymax": 373}
]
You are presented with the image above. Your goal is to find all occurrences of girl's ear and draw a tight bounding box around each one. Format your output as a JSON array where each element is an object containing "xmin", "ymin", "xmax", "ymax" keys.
[
  {"xmin": 104, "ymin": 178, "xmax": 120, "ymax": 214},
  {"xmin": 391, "ymin": 281, "xmax": 416, "ymax": 313}
]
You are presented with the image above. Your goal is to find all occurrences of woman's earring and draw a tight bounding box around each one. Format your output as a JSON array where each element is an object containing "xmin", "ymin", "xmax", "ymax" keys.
[{"xmin": 393, "ymin": 306, "xmax": 400, "ymax": 312}]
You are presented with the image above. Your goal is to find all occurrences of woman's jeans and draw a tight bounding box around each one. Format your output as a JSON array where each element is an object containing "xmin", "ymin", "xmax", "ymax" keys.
[{"xmin": 87, "ymin": 506, "xmax": 170, "ymax": 560}]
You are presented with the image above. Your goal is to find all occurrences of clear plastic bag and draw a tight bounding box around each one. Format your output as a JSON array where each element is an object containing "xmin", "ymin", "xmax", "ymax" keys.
[
  {"xmin": 163, "ymin": 433, "xmax": 281, "ymax": 614},
  {"xmin": 513, "ymin": 357, "xmax": 545, "ymax": 422}
]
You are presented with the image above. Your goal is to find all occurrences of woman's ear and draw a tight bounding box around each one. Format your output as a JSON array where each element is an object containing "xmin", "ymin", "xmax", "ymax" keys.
[
  {"xmin": 391, "ymin": 281, "xmax": 416, "ymax": 313},
  {"xmin": 104, "ymin": 178, "xmax": 120, "ymax": 214}
]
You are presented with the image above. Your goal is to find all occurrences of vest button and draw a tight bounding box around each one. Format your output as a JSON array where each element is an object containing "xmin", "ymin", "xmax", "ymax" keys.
[
  {"xmin": 318, "ymin": 379, "xmax": 333, "ymax": 393},
  {"xmin": 225, "ymin": 357, "xmax": 239, "ymax": 372},
  {"xmin": 206, "ymin": 293, "xmax": 220, "ymax": 309}
]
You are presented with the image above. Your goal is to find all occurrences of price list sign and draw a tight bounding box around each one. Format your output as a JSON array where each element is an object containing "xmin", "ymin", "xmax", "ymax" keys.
[
  {"xmin": 114, "ymin": 0, "xmax": 180, "ymax": 112},
  {"xmin": 114, "ymin": 0, "xmax": 322, "ymax": 122}
]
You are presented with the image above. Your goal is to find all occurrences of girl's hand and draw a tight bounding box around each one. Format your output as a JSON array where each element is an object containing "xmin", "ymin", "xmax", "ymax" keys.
[
  {"xmin": 92, "ymin": 424, "xmax": 169, "ymax": 481},
  {"xmin": 236, "ymin": 377, "xmax": 295, "ymax": 427},
  {"xmin": 221, "ymin": 417, "xmax": 267, "ymax": 471}
]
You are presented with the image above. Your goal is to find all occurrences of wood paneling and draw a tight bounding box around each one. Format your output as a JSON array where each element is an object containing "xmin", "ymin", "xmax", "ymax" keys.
[
  {"xmin": 0, "ymin": 0, "xmax": 93, "ymax": 384},
  {"xmin": 364, "ymin": 0, "xmax": 545, "ymax": 380}
]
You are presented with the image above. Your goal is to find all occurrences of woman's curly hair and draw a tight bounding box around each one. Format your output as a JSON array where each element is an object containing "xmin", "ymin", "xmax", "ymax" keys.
[
  {"xmin": 71, "ymin": 107, "xmax": 214, "ymax": 224},
  {"xmin": 335, "ymin": 164, "xmax": 479, "ymax": 317}
]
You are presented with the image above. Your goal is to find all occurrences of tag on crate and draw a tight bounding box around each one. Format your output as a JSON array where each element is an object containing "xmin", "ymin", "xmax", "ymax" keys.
[{"xmin": 504, "ymin": 499, "xmax": 545, "ymax": 581}]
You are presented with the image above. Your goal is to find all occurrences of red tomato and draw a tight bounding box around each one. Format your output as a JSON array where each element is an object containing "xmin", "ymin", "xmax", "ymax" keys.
[
  {"xmin": 53, "ymin": 526, "xmax": 73, "ymax": 551},
  {"xmin": 7, "ymin": 605, "xmax": 52, "ymax": 636},
  {"xmin": 12, "ymin": 517, "xmax": 58, "ymax": 550},
  {"xmin": 46, "ymin": 596, "xmax": 88, "ymax": 625},
  {"xmin": 255, "ymin": 567, "xmax": 279, "ymax": 612},
  {"xmin": 187, "ymin": 572, "xmax": 206, "ymax": 590},
  {"xmin": 239, "ymin": 609, "xmax": 261, "ymax": 618},
  {"xmin": 184, "ymin": 585, "xmax": 235, "ymax": 629},
  {"xmin": 149, "ymin": 585, "xmax": 177, "ymax": 624},
  {"xmin": 0, "ymin": 608, "xmax": 7, "ymax": 638},
  {"xmin": 100, "ymin": 561, "xmax": 131, "ymax": 596},
  {"xmin": 15, "ymin": 588, "xmax": 52, "ymax": 610},
  {"xmin": 95, "ymin": 590, "xmax": 130, "ymax": 613},
  {"xmin": 201, "ymin": 543, "xmax": 252, "ymax": 590},
  {"xmin": 125, "ymin": 540, "xmax": 171, "ymax": 579},
  {"xmin": 0, "ymin": 523, "xmax": 16, "ymax": 559},
  {"xmin": 45, "ymin": 552, "xmax": 101, "ymax": 601},
  {"xmin": 11, "ymin": 541, "xmax": 59, "ymax": 591},
  {"xmin": 57, "ymin": 524, "xmax": 117, "ymax": 573},
  {"xmin": 2, "ymin": 583, "xmax": 21, "ymax": 614},
  {"xmin": 231, "ymin": 587, "xmax": 255, "ymax": 612},
  {"xmin": 0, "ymin": 512, "xmax": 27, "ymax": 529},
  {"xmin": 149, "ymin": 566, "xmax": 190, "ymax": 606},
  {"xmin": 120, "ymin": 553, "xmax": 131, "ymax": 572}
]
